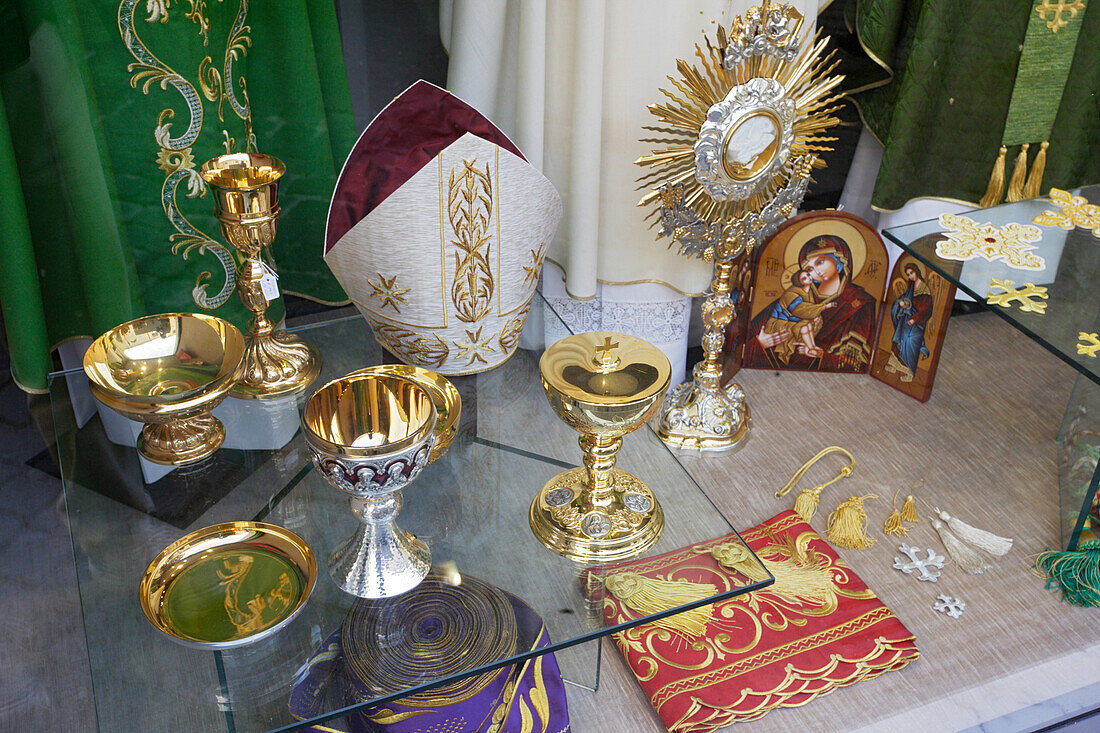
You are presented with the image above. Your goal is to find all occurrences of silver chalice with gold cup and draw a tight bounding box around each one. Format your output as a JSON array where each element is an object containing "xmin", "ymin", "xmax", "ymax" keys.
[
  {"xmin": 199, "ymin": 153, "xmax": 322, "ymax": 399},
  {"xmin": 531, "ymin": 332, "xmax": 671, "ymax": 563}
]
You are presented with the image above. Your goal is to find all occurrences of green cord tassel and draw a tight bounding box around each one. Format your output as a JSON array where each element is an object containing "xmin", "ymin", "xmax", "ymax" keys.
[{"xmin": 1033, "ymin": 541, "xmax": 1100, "ymax": 606}]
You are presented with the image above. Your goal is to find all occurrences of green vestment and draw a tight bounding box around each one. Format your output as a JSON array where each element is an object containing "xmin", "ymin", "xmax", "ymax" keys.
[
  {"xmin": 848, "ymin": 0, "xmax": 1100, "ymax": 211},
  {"xmin": 0, "ymin": 0, "xmax": 356, "ymax": 391}
]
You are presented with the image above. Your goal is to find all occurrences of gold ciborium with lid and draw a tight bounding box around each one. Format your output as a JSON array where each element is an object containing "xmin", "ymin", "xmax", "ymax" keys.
[
  {"xmin": 531, "ymin": 332, "xmax": 671, "ymax": 562},
  {"xmin": 199, "ymin": 153, "xmax": 322, "ymax": 399}
]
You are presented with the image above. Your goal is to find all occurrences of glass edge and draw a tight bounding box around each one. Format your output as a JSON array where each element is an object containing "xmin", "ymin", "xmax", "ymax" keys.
[
  {"xmin": 269, "ymin": 571, "xmax": 773, "ymax": 732},
  {"xmin": 882, "ymin": 230, "xmax": 1100, "ymax": 389}
]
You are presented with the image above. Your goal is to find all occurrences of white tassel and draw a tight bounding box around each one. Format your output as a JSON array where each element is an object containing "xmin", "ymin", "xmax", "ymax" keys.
[
  {"xmin": 932, "ymin": 518, "xmax": 992, "ymax": 575},
  {"xmin": 935, "ymin": 507, "xmax": 1013, "ymax": 556}
]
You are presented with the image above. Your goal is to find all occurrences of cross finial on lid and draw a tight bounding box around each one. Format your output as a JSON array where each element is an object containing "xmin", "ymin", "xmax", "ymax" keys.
[{"xmin": 593, "ymin": 336, "xmax": 621, "ymax": 369}]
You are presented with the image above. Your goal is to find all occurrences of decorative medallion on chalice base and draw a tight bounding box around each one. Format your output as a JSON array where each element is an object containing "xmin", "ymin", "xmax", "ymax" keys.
[
  {"xmin": 200, "ymin": 153, "xmax": 322, "ymax": 399},
  {"xmin": 530, "ymin": 332, "xmax": 671, "ymax": 563},
  {"xmin": 636, "ymin": 1, "xmax": 843, "ymax": 451}
]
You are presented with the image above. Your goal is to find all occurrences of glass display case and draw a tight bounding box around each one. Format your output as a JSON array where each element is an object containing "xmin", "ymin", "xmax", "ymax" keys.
[
  {"xmin": 882, "ymin": 185, "xmax": 1100, "ymax": 550},
  {"xmin": 49, "ymin": 294, "xmax": 770, "ymax": 732}
]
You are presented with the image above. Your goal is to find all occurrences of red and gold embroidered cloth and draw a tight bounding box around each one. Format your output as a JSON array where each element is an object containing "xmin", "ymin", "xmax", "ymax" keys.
[{"xmin": 590, "ymin": 510, "xmax": 919, "ymax": 731}]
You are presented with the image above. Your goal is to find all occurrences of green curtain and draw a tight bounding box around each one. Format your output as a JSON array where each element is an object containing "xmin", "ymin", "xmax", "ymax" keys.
[
  {"xmin": 846, "ymin": 0, "xmax": 1100, "ymax": 211},
  {"xmin": 0, "ymin": 0, "xmax": 356, "ymax": 392}
]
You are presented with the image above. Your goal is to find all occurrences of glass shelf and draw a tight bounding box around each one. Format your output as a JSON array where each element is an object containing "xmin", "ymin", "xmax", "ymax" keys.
[
  {"xmin": 51, "ymin": 293, "xmax": 769, "ymax": 732},
  {"xmin": 883, "ymin": 187, "xmax": 1100, "ymax": 550}
]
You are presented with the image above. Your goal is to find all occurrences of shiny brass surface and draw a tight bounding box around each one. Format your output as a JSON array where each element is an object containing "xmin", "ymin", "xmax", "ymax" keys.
[
  {"xmin": 83, "ymin": 313, "xmax": 245, "ymax": 465},
  {"xmin": 531, "ymin": 332, "xmax": 671, "ymax": 563},
  {"xmin": 303, "ymin": 372, "xmax": 438, "ymax": 598},
  {"xmin": 348, "ymin": 365, "xmax": 461, "ymax": 464},
  {"xmin": 139, "ymin": 521, "xmax": 316, "ymax": 650},
  {"xmin": 200, "ymin": 152, "xmax": 322, "ymax": 400}
]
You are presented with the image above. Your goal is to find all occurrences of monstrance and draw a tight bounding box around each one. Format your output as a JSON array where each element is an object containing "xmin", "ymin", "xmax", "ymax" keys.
[{"xmin": 636, "ymin": 1, "xmax": 843, "ymax": 451}]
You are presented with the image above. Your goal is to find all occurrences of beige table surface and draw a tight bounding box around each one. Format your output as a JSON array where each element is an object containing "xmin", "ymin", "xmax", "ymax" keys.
[{"xmin": 562, "ymin": 311, "xmax": 1099, "ymax": 732}]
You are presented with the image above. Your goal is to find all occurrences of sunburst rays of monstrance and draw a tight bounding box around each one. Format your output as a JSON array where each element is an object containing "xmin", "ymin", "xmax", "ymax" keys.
[{"xmin": 636, "ymin": 1, "xmax": 843, "ymax": 451}]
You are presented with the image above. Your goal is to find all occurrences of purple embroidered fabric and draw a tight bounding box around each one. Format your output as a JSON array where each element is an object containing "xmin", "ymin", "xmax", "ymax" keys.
[{"xmin": 289, "ymin": 569, "xmax": 571, "ymax": 732}]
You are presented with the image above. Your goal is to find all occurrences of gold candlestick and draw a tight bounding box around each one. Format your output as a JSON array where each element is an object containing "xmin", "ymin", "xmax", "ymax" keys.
[
  {"xmin": 200, "ymin": 153, "xmax": 322, "ymax": 399},
  {"xmin": 530, "ymin": 332, "xmax": 671, "ymax": 563}
]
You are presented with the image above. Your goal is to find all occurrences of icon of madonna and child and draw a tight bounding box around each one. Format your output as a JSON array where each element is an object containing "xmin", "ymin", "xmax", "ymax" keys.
[{"xmin": 743, "ymin": 228, "xmax": 886, "ymax": 374}]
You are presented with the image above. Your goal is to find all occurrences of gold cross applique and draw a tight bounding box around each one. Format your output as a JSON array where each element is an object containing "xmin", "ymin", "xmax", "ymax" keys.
[
  {"xmin": 986, "ymin": 279, "xmax": 1049, "ymax": 314},
  {"xmin": 1034, "ymin": 0, "xmax": 1086, "ymax": 33},
  {"xmin": 1078, "ymin": 332, "xmax": 1100, "ymax": 357}
]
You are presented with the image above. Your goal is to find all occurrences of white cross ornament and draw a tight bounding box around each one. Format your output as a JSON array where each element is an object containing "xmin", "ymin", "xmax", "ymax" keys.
[
  {"xmin": 934, "ymin": 594, "xmax": 966, "ymax": 619},
  {"xmin": 893, "ymin": 543, "xmax": 946, "ymax": 582}
]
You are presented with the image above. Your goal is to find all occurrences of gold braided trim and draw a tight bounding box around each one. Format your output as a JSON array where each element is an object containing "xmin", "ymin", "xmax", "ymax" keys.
[
  {"xmin": 648, "ymin": 606, "xmax": 902, "ymax": 707},
  {"xmin": 665, "ymin": 636, "xmax": 919, "ymax": 732}
]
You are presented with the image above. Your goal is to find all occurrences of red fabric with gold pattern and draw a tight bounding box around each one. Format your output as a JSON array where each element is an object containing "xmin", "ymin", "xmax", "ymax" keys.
[{"xmin": 590, "ymin": 510, "xmax": 919, "ymax": 731}]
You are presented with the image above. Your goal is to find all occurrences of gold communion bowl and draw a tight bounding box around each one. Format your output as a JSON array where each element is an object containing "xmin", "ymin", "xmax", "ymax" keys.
[
  {"xmin": 83, "ymin": 313, "xmax": 245, "ymax": 465},
  {"xmin": 530, "ymin": 332, "xmax": 672, "ymax": 563},
  {"xmin": 303, "ymin": 372, "xmax": 438, "ymax": 598}
]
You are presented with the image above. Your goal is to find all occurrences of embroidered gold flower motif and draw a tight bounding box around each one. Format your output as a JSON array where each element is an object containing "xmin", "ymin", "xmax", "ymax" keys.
[
  {"xmin": 367, "ymin": 273, "xmax": 411, "ymax": 312},
  {"xmin": 155, "ymin": 145, "xmax": 196, "ymax": 175},
  {"xmin": 936, "ymin": 213, "xmax": 1044, "ymax": 270},
  {"xmin": 1033, "ymin": 188, "xmax": 1100, "ymax": 238},
  {"xmin": 454, "ymin": 327, "xmax": 496, "ymax": 366},
  {"xmin": 523, "ymin": 245, "xmax": 546, "ymax": 288}
]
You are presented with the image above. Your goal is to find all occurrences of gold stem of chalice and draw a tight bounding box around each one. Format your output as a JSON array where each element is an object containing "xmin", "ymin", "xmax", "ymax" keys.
[
  {"xmin": 200, "ymin": 153, "xmax": 322, "ymax": 400},
  {"xmin": 655, "ymin": 251, "xmax": 751, "ymax": 452},
  {"xmin": 530, "ymin": 333, "xmax": 671, "ymax": 563}
]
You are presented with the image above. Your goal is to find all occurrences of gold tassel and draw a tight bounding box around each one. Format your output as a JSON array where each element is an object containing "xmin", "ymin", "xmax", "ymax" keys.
[
  {"xmin": 883, "ymin": 508, "xmax": 908, "ymax": 537},
  {"xmin": 712, "ymin": 537, "xmax": 839, "ymax": 613},
  {"xmin": 1023, "ymin": 141, "xmax": 1049, "ymax": 199},
  {"xmin": 604, "ymin": 572, "xmax": 716, "ymax": 639},
  {"xmin": 883, "ymin": 487, "xmax": 910, "ymax": 537},
  {"xmin": 793, "ymin": 486, "xmax": 824, "ymax": 522},
  {"xmin": 826, "ymin": 494, "xmax": 878, "ymax": 549},
  {"xmin": 774, "ymin": 446, "xmax": 856, "ymax": 521},
  {"xmin": 1006, "ymin": 143, "xmax": 1030, "ymax": 202},
  {"xmin": 979, "ymin": 146, "xmax": 1007, "ymax": 208},
  {"xmin": 901, "ymin": 494, "xmax": 919, "ymax": 522},
  {"xmin": 710, "ymin": 541, "xmax": 770, "ymax": 583}
]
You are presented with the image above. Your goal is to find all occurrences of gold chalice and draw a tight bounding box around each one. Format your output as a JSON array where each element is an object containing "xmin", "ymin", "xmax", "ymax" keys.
[
  {"xmin": 531, "ymin": 332, "xmax": 671, "ymax": 562},
  {"xmin": 303, "ymin": 373, "xmax": 437, "ymax": 598},
  {"xmin": 199, "ymin": 152, "xmax": 322, "ymax": 399},
  {"xmin": 83, "ymin": 313, "xmax": 245, "ymax": 465}
]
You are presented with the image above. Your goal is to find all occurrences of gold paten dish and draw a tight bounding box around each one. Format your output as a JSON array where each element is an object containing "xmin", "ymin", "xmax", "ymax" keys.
[
  {"xmin": 350, "ymin": 365, "xmax": 461, "ymax": 463},
  {"xmin": 139, "ymin": 522, "xmax": 316, "ymax": 649}
]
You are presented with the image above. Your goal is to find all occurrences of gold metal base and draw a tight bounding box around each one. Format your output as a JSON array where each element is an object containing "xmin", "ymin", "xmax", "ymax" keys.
[
  {"xmin": 529, "ymin": 467, "xmax": 665, "ymax": 563},
  {"xmin": 138, "ymin": 412, "xmax": 226, "ymax": 465},
  {"xmin": 231, "ymin": 331, "xmax": 323, "ymax": 400},
  {"xmin": 656, "ymin": 370, "xmax": 750, "ymax": 452}
]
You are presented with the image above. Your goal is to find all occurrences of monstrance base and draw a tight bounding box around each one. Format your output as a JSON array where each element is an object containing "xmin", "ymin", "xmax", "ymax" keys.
[
  {"xmin": 231, "ymin": 330, "xmax": 323, "ymax": 400},
  {"xmin": 529, "ymin": 466, "xmax": 665, "ymax": 563},
  {"xmin": 138, "ymin": 412, "xmax": 225, "ymax": 465},
  {"xmin": 656, "ymin": 373, "xmax": 750, "ymax": 452}
]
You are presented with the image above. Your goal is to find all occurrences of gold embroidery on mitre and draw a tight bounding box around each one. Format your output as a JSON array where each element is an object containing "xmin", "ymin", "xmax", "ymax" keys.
[
  {"xmin": 367, "ymin": 273, "xmax": 411, "ymax": 312},
  {"xmin": 447, "ymin": 159, "xmax": 496, "ymax": 323}
]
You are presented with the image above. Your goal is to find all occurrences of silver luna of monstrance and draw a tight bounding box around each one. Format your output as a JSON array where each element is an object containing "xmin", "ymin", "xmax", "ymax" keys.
[{"xmin": 636, "ymin": 1, "xmax": 843, "ymax": 451}]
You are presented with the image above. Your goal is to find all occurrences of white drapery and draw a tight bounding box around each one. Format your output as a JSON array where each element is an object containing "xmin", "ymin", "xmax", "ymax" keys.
[{"xmin": 442, "ymin": 0, "xmax": 821, "ymax": 375}]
